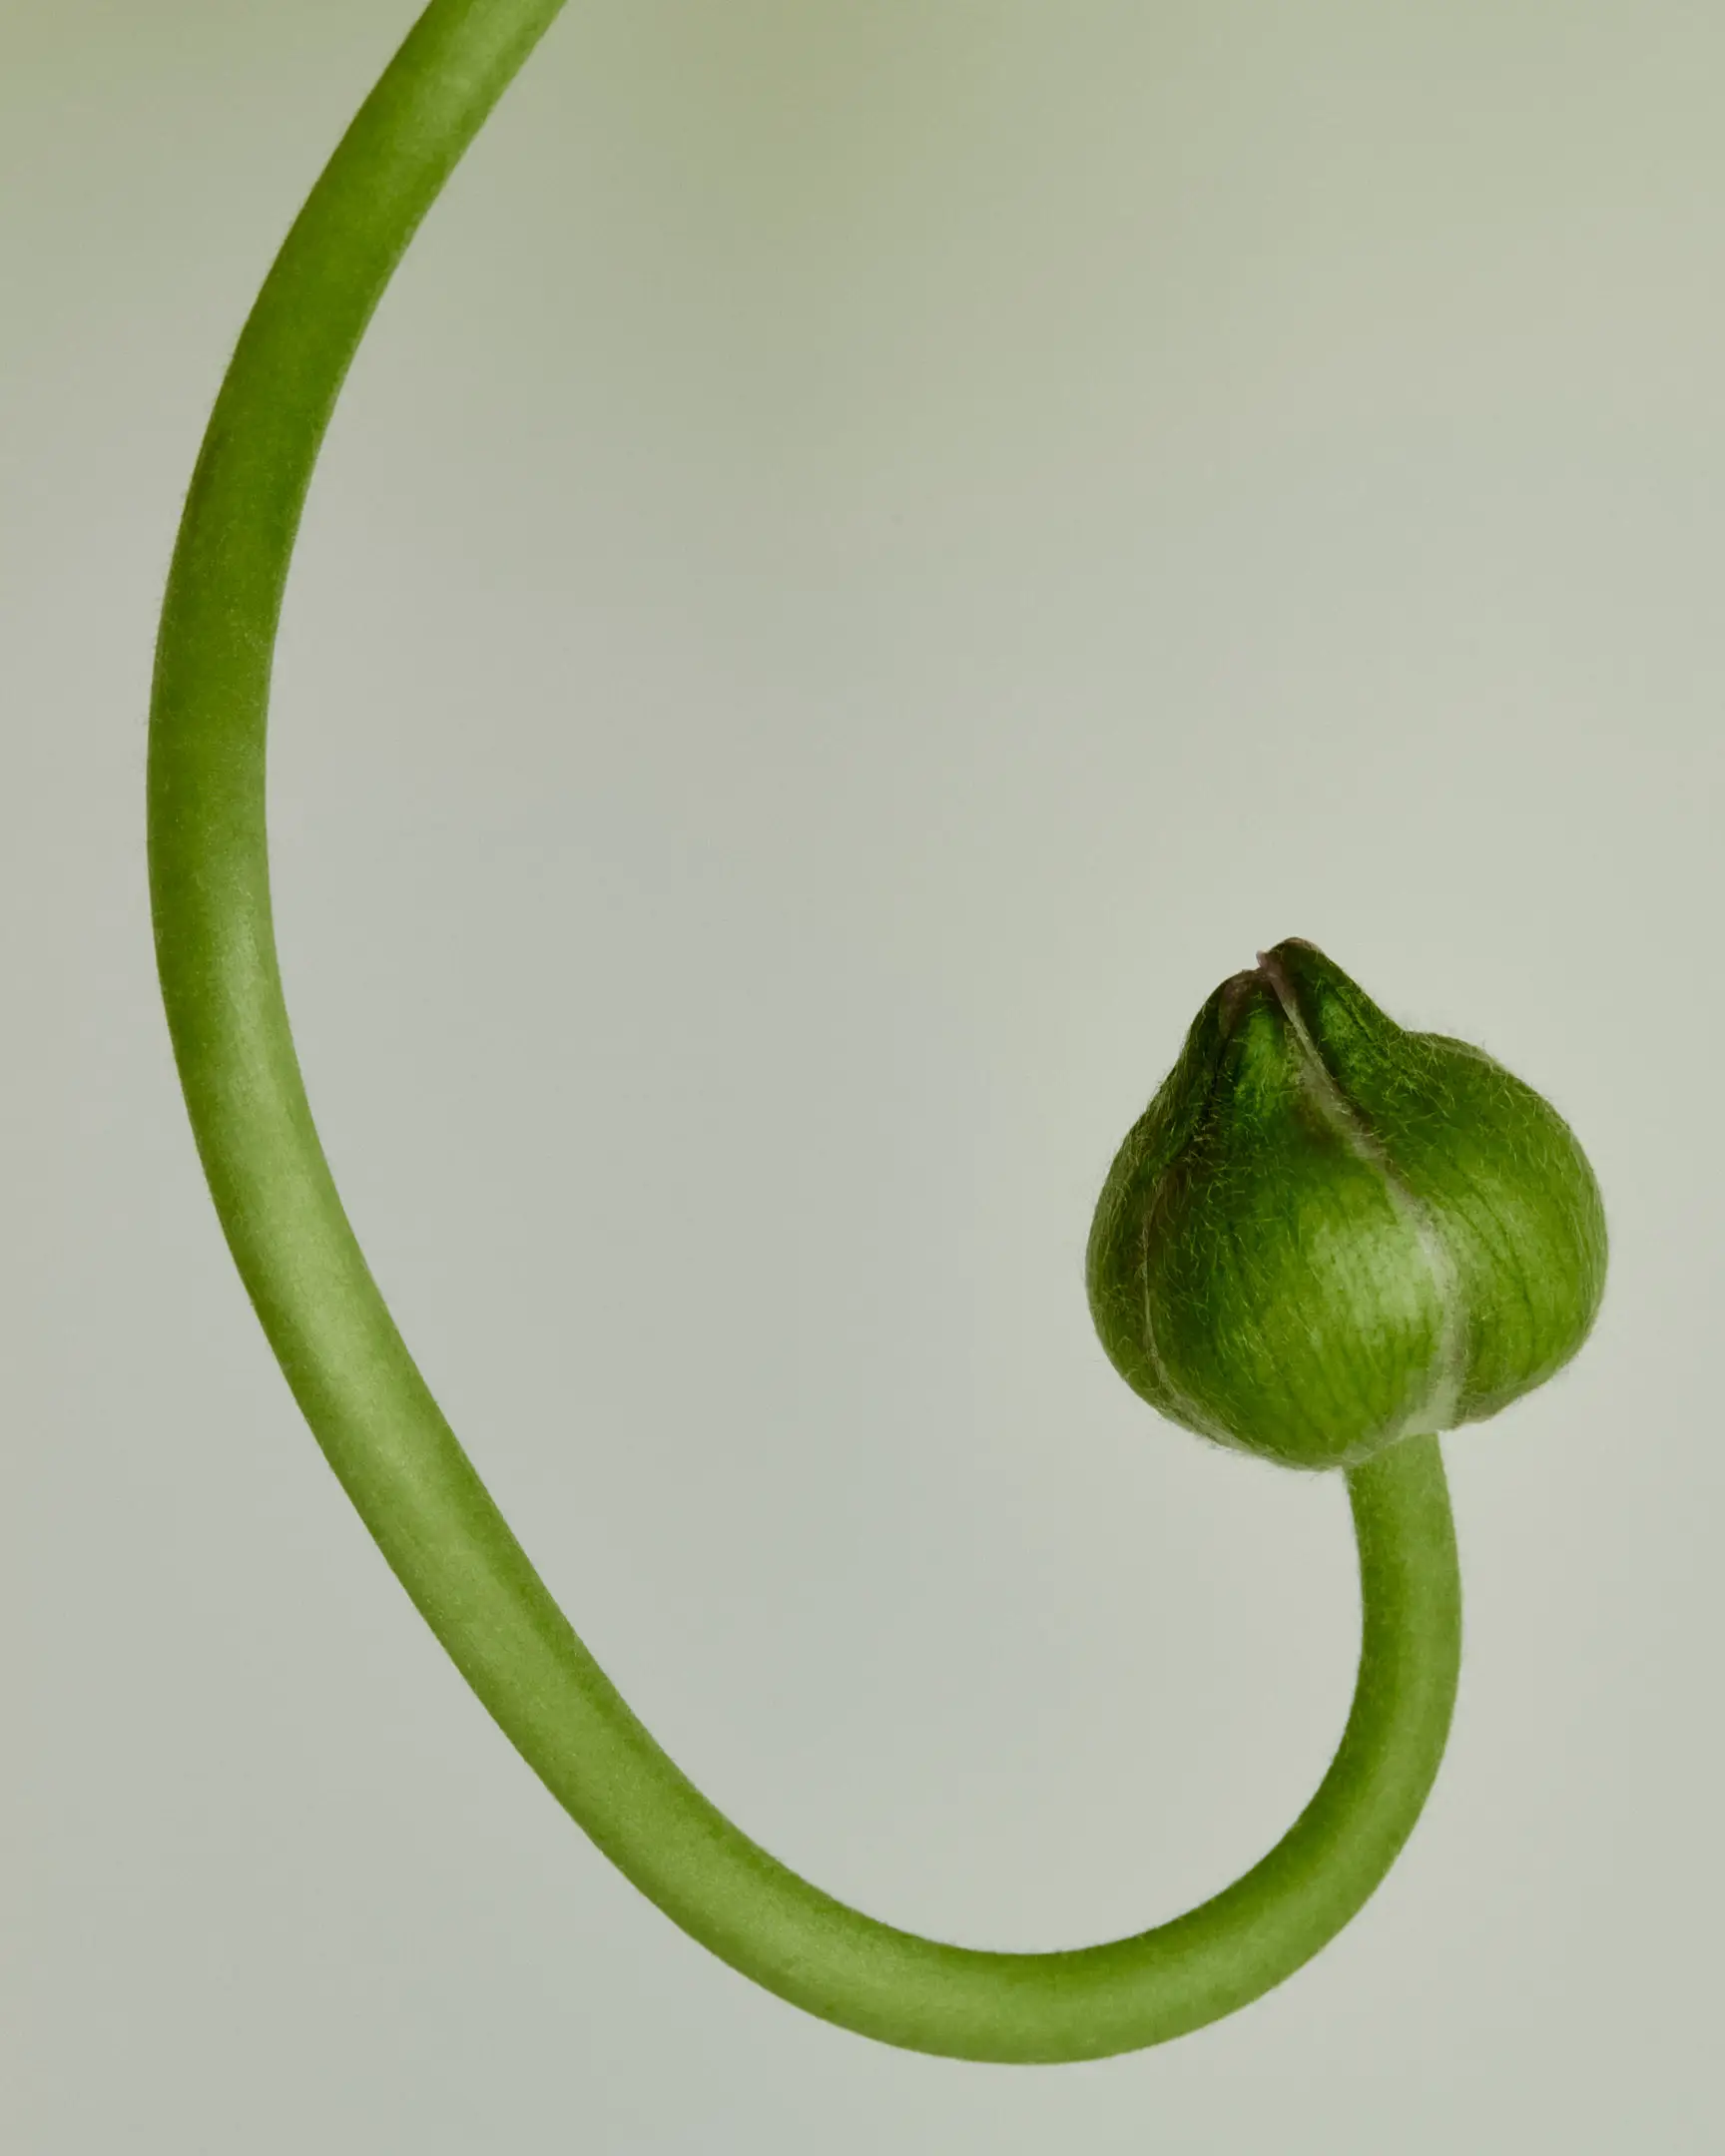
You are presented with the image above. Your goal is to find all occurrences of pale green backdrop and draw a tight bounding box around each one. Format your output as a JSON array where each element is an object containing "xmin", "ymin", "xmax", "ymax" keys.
[{"xmin": 4, "ymin": 2, "xmax": 1720, "ymax": 2148}]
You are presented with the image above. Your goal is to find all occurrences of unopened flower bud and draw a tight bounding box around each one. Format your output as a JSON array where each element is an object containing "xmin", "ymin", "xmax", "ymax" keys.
[{"xmin": 1087, "ymin": 939, "xmax": 1607, "ymax": 1470}]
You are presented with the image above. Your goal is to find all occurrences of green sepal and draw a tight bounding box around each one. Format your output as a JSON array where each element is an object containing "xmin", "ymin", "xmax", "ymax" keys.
[{"xmin": 1087, "ymin": 940, "xmax": 1607, "ymax": 1469}]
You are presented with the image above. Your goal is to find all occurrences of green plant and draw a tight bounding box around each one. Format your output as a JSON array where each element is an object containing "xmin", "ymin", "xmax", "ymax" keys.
[{"xmin": 148, "ymin": 0, "xmax": 1603, "ymax": 2063}]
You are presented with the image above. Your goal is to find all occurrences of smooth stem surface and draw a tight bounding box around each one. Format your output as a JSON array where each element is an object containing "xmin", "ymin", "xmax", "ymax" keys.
[{"xmin": 147, "ymin": 0, "xmax": 1463, "ymax": 2063}]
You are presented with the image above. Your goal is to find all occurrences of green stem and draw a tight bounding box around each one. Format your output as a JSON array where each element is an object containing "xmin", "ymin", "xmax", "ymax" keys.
[{"xmin": 147, "ymin": 0, "xmax": 1462, "ymax": 2063}]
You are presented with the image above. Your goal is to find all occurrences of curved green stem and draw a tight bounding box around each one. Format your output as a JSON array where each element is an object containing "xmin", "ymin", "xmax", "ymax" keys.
[{"xmin": 147, "ymin": 0, "xmax": 1462, "ymax": 2063}]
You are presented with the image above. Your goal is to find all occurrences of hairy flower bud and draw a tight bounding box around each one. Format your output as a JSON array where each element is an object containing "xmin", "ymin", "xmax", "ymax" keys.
[{"xmin": 1087, "ymin": 939, "xmax": 1607, "ymax": 1470}]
